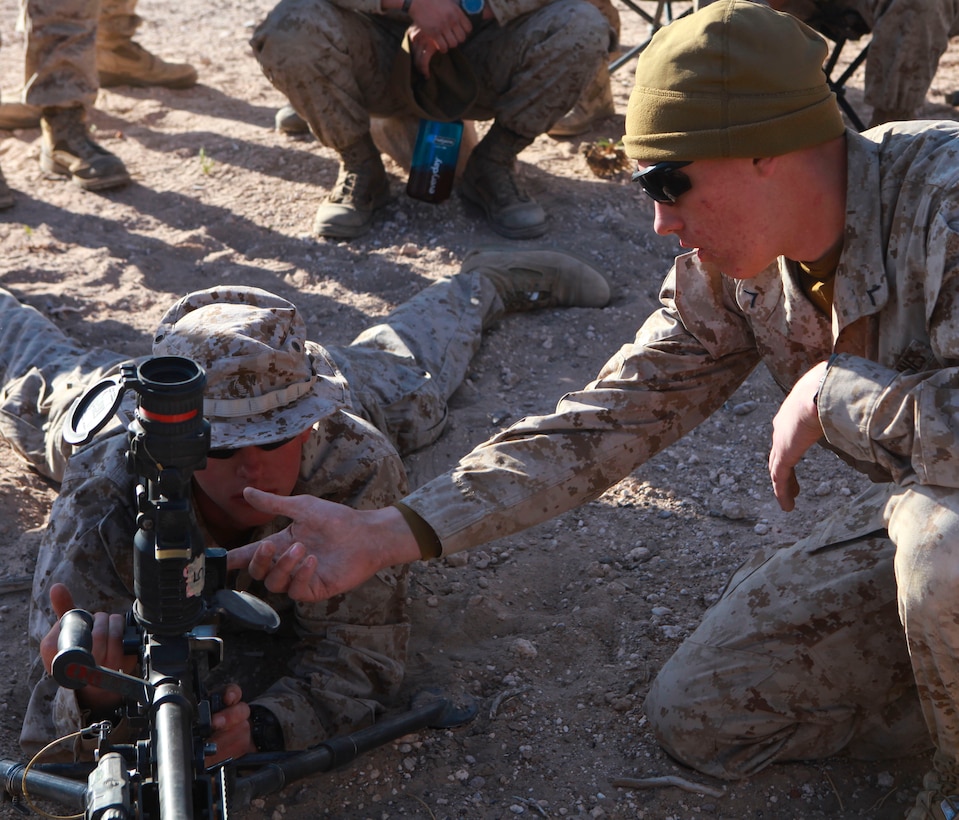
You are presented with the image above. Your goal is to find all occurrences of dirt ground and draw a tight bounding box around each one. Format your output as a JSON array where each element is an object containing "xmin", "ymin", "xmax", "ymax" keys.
[{"xmin": 2, "ymin": 1, "xmax": 959, "ymax": 817}]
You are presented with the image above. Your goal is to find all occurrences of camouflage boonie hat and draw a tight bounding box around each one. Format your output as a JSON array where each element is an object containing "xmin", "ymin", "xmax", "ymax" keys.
[{"xmin": 153, "ymin": 286, "xmax": 348, "ymax": 450}]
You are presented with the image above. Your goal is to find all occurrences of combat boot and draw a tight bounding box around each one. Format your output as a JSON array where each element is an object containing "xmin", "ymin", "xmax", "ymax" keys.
[
  {"xmin": 0, "ymin": 164, "xmax": 14, "ymax": 210},
  {"xmin": 0, "ymin": 102, "xmax": 40, "ymax": 131},
  {"xmin": 463, "ymin": 245, "xmax": 610, "ymax": 311},
  {"xmin": 313, "ymin": 135, "xmax": 391, "ymax": 239},
  {"xmin": 460, "ymin": 122, "xmax": 547, "ymax": 239},
  {"xmin": 275, "ymin": 104, "xmax": 310, "ymax": 136},
  {"xmin": 907, "ymin": 755, "xmax": 959, "ymax": 820},
  {"xmin": 547, "ymin": 64, "xmax": 616, "ymax": 138},
  {"xmin": 98, "ymin": 41, "xmax": 197, "ymax": 89},
  {"xmin": 40, "ymin": 106, "xmax": 130, "ymax": 191}
]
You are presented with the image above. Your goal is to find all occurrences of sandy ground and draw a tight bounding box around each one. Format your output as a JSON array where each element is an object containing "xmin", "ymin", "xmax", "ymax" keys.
[{"xmin": 2, "ymin": 1, "xmax": 959, "ymax": 817}]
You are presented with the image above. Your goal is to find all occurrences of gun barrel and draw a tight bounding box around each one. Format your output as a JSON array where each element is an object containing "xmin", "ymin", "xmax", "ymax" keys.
[
  {"xmin": 154, "ymin": 680, "xmax": 197, "ymax": 820},
  {"xmin": 0, "ymin": 758, "xmax": 87, "ymax": 810}
]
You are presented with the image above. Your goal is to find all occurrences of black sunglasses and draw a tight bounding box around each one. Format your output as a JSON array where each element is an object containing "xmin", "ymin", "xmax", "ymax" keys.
[
  {"xmin": 632, "ymin": 161, "xmax": 693, "ymax": 204},
  {"xmin": 207, "ymin": 435, "xmax": 298, "ymax": 460}
]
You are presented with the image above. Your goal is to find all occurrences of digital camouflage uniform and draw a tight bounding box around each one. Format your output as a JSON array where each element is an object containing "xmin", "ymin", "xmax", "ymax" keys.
[
  {"xmin": 399, "ymin": 121, "xmax": 959, "ymax": 778},
  {"xmin": 250, "ymin": 0, "xmax": 612, "ymax": 150},
  {"xmin": 7, "ymin": 268, "xmax": 514, "ymax": 759},
  {"xmin": 771, "ymin": 0, "xmax": 959, "ymax": 121},
  {"xmin": 20, "ymin": 0, "xmax": 143, "ymax": 108}
]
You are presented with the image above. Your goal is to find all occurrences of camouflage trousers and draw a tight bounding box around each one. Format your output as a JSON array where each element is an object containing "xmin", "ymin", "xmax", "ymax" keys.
[
  {"xmin": 0, "ymin": 269, "xmax": 508, "ymax": 483},
  {"xmin": 250, "ymin": 0, "xmax": 611, "ymax": 149},
  {"xmin": 765, "ymin": 0, "xmax": 959, "ymax": 120},
  {"xmin": 859, "ymin": 0, "xmax": 959, "ymax": 119},
  {"xmin": 645, "ymin": 481, "xmax": 959, "ymax": 779},
  {"xmin": 19, "ymin": 0, "xmax": 140, "ymax": 108}
]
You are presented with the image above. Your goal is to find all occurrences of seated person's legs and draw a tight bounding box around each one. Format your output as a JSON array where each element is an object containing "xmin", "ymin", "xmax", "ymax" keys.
[
  {"xmin": 458, "ymin": 0, "xmax": 610, "ymax": 237},
  {"xmin": 251, "ymin": 0, "xmax": 401, "ymax": 239},
  {"xmin": 646, "ymin": 483, "xmax": 930, "ymax": 780}
]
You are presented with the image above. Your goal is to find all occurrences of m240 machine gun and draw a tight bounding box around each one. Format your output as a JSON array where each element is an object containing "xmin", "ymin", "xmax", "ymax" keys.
[{"xmin": 0, "ymin": 356, "xmax": 473, "ymax": 819}]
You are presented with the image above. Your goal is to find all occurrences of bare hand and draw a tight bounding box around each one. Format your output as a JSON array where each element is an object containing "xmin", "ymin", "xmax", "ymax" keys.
[
  {"xmin": 40, "ymin": 584, "xmax": 138, "ymax": 716},
  {"xmin": 407, "ymin": 0, "xmax": 472, "ymax": 52},
  {"xmin": 226, "ymin": 489, "xmax": 421, "ymax": 603},
  {"xmin": 768, "ymin": 361, "xmax": 828, "ymax": 511},
  {"xmin": 206, "ymin": 683, "xmax": 254, "ymax": 766}
]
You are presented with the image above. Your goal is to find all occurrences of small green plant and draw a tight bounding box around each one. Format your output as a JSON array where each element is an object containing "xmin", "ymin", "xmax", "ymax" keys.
[
  {"xmin": 23, "ymin": 225, "xmax": 33, "ymax": 238},
  {"xmin": 198, "ymin": 147, "xmax": 214, "ymax": 175}
]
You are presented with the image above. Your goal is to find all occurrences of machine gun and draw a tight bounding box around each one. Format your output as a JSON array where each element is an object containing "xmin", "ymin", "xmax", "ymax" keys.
[{"xmin": 0, "ymin": 355, "xmax": 474, "ymax": 819}]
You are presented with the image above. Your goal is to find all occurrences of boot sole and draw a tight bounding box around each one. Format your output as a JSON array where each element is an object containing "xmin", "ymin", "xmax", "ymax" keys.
[
  {"xmin": 459, "ymin": 178, "xmax": 549, "ymax": 240},
  {"xmin": 40, "ymin": 154, "xmax": 131, "ymax": 192},
  {"xmin": 98, "ymin": 72, "xmax": 198, "ymax": 89}
]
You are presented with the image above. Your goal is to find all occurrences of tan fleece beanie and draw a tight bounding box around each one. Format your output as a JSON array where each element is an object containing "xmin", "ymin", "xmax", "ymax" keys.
[{"xmin": 623, "ymin": 0, "xmax": 846, "ymax": 161}]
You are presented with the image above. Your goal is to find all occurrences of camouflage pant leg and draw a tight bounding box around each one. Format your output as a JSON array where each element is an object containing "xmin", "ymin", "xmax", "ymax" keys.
[
  {"xmin": 0, "ymin": 289, "xmax": 127, "ymax": 482},
  {"xmin": 887, "ymin": 483, "xmax": 959, "ymax": 771},
  {"xmin": 645, "ymin": 483, "xmax": 929, "ymax": 780},
  {"xmin": 862, "ymin": 0, "xmax": 959, "ymax": 118},
  {"xmin": 97, "ymin": 0, "xmax": 141, "ymax": 47},
  {"xmin": 21, "ymin": 0, "xmax": 99, "ymax": 108},
  {"xmin": 250, "ymin": 0, "xmax": 404, "ymax": 150},
  {"xmin": 330, "ymin": 270, "xmax": 505, "ymax": 456},
  {"xmin": 461, "ymin": 0, "xmax": 611, "ymax": 136}
]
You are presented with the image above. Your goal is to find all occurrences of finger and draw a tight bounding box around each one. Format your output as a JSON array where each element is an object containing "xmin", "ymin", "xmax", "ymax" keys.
[
  {"xmin": 212, "ymin": 701, "xmax": 251, "ymax": 732},
  {"xmin": 103, "ymin": 613, "xmax": 133, "ymax": 672},
  {"xmin": 40, "ymin": 622, "xmax": 62, "ymax": 673},
  {"xmin": 246, "ymin": 541, "xmax": 277, "ymax": 581},
  {"xmin": 226, "ymin": 542, "xmax": 259, "ymax": 572},
  {"xmin": 243, "ymin": 487, "xmax": 293, "ymax": 517},
  {"xmin": 222, "ymin": 683, "xmax": 243, "ymax": 707},
  {"xmin": 49, "ymin": 583, "xmax": 76, "ymax": 619},
  {"xmin": 286, "ymin": 554, "xmax": 321, "ymax": 602},
  {"xmin": 90, "ymin": 611, "xmax": 112, "ymax": 666},
  {"xmin": 263, "ymin": 543, "xmax": 307, "ymax": 594}
]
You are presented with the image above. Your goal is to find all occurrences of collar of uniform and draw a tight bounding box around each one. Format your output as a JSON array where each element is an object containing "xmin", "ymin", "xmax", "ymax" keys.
[{"xmin": 830, "ymin": 128, "xmax": 888, "ymax": 338}]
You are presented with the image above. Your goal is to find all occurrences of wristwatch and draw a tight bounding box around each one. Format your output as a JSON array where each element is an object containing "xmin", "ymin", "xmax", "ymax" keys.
[{"xmin": 460, "ymin": 0, "xmax": 485, "ymax": 16}]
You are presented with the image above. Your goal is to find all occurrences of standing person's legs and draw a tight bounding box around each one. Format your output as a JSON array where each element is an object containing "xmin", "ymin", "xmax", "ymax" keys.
[
  {"xmin": 0, "ymin": 288, "xmax": 128, "ymax": 482},
  {"xmin": 646, "ymin": 483, "xmax": 930, "ymax": 780},
  {"xmin": 96, "ymin": 0, "xmax": 197, "ymax": 88}
]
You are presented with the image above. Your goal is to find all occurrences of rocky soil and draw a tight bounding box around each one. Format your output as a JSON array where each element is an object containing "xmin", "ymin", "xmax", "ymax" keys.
[{"xmin": 2, "ymin": 1, "xmax": 959, "ymax": 817}]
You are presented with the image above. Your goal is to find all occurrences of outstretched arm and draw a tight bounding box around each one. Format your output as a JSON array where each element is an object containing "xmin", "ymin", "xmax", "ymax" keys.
[{"xmin": 226, "ymin": 489, "xmax": 421, "ymax": 602}]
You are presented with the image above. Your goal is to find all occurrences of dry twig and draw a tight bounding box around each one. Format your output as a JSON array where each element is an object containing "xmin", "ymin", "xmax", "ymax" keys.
[
  {"xmin": 488, "ymin": 685, "xmax": 530, "ymax": 720},
  {"xmin": 611, "ymin": 775, "xmax": 726, "ymax": 799},
  {"xmin": 0, "ymin": 574, "xmax": 33, "ymax": 595}
]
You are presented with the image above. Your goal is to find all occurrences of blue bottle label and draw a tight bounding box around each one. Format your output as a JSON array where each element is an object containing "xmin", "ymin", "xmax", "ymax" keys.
[{"xmin": 407, "ymin": 120, "xmax": 463, "ymax": 204}]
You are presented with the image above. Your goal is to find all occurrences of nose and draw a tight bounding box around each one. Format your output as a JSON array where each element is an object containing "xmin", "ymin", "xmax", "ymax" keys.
[
  {"xmin": 233, "ymin": 449, "xmax": 265, "ymax": 480},
  {"xmin": 652, "ymin": 201, "xmax": 683, "ymax": 236}
]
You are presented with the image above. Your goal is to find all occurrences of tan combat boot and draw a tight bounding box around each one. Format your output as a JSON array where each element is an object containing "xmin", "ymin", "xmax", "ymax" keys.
[
  {"xmin": 907, "ymin": 754, "xmax": 959, "ymax": 820},
  {"xmin": 40, "ymin": 106, "xmax": 130, "ymax": 191},
  {"xmin": 547, "ymin": 63, "xmax": 616, "ymax": 138},
  {"xmin": 313, "ymin": 135, "xmax": 391, "ymax": 239},
  {"xmin": 0, "ymin": 164, "xmax": 14, "ymax": 210},
  {"xmin": 462, "ymin": 246, "xmax": 611, "ymax": 311},
  {"xmin": 0, "ymin": 102, "xmax": 40, "ymax": 131},
  {"xmin": 98, "ymin": 41, "xmax": 197, "ymax": 89},
  {"xmin": 275, "ymin": 104, "xmax": 310, "ymax": 136},
  {"xmin": 460, "ymin": 123, "xmax": 547, "ymax": 239}
]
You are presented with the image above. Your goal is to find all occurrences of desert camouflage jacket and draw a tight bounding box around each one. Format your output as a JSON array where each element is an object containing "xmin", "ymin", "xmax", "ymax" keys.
[
  {"xmin": 21, "ymin": 408, "xmax": 410, "ymax": 759},
  {"xmin": 403, "ymin": 120, "xmax": 959, "ymax": 554}
]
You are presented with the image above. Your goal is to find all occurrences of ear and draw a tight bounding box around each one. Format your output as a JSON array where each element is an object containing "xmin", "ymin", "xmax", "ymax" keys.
[{"xmin": 751, "ymin": 156, "xmax": 778, "ymax": 177}]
